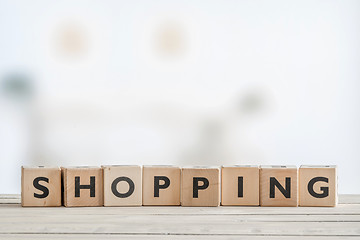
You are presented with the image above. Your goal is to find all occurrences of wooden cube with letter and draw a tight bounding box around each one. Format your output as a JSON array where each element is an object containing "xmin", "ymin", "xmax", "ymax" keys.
[
  {"xmin": 221, "ymin": 165, "xmax": 259, "ymax": 206},
  {"xmin": 142, "ymin": 165, "xmax": 181, "ymax": 206},
  {"xmin": 181, "ymin": 167, "xmax": 220, "ymax": 207},
  {"xmin": 260, "ymin": 165, "xmax": 298, "ymax": 207},
  {"xmin": 62, "ymin": 167, "xmax": 103, "ymax": 207},
  {"xmin": 21, "ymin": 166, "xmax": 62, "ymax": 207},
  {"xmin": 103, "ymin": 165, "xmax": 142, "ymax": 206},
  {"xmin": 299, "ymin": 165, "xmax": 337, "ymax": 207}
]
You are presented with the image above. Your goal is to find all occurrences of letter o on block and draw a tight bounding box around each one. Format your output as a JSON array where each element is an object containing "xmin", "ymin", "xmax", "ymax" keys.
[
  {"xmin": 260, "ymin": 165, "xmax": 298, "ymax": 207},
  {"xmin": 103, "ymin": 165, "xmax": 142, "ymax": 206},
  {"xmin": 181, "ymin": 167, "xmax": 220, "ymax": 207},
  {"xmin": 21, "ymin": 166, "xmax": 61, "ymax": 207}
]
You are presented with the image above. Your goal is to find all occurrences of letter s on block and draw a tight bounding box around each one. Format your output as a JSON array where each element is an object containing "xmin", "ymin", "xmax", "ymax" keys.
[{"xmin": 33, "ymin": 177, "xmax": 49, "ymax": 199}]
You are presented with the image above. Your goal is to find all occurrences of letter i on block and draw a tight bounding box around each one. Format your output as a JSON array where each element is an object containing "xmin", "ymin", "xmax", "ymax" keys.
[
  {"xmin": 142, "ymin": 166, "xmax": 181, "ymax": 206},
  {"xmin": 221, "ymin": 165, "xmax": 259, "ymax": 206},
  {"xmin": 62, "ymin": 167, "xmax": 103, "ymax": 207},
  {"xmin": 181, "ymin": 167, "xmax": 220, "ymax": 206},
  {"xmin": 299, "ymin": 165, "xmax": 337, "ymax": 207},
  {"xmin": 21, "ymin": 166, "xmax": 62, "ymax": 207},
  {"xmin": 260, "ymin": 166, "xmax": 298, "ymax": 207},
  {"xmin": 103, "ymin": 165, "xmax": 142, "ymax": 206}
]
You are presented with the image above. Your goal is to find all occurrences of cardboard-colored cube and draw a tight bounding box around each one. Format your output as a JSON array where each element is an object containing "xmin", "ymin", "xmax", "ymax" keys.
[
  {"xmin": 142, "ymin": 165, "xmax": 181, "ymax": 206},
  {"xmin": 103, "ymin": 165, "xmax": 142, "ymax": 206},
  {"xmin": 181, "ymin": 167, "xmax": 220, "ymax": 207},
  {"xmin": 221, "ymin": 165, "xmax": 259, "ymax": 206},
  {"xmin": 62, "ymin": 167, "xmax": 103, "ymax": 207},
  {"xmin": 21, "ymin": 166, "xmax": 62, "ymax": 207},
  {"xmin": 299, "ymin": 165, "xmax": 337, "ymax": 207},
  {"xmin": 260, "ymin": 165, "xmax": 298, "ymax": 207}
]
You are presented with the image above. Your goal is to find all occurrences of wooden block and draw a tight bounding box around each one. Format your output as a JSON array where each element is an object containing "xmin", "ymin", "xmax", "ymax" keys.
[
  {"xmin": 260, "ymin": 165, "xmax": 298, "ymax": 207},
  {"xmin": 103, "ymin": 165, "xmax": 142, "ymax": 206},
  {"xmin": 221, "ymin": 165, "xmax": 259, "ymax": 206},
  {"xmin": 21, "ymin": 166, "xmax": 61, "ymax": 207},
  {"xmin": 62, "ymin": 167, "xmax": 103, "ymax": 207},
  {"xmin": 299, "ymin": 165, "xmax": 337, "ymax": 207},
  {"xmin": 181, "ymin": 167, "xmax": 220, "ymax": 207},
  {"xmin": 142, "ymin": 165, "xmax": 181, "ymax": 206}
]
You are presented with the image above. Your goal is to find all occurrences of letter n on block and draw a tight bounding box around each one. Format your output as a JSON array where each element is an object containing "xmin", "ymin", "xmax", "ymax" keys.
[
  {"xmin": 62, "ymin": 167, "xmax": 103, "ymax": 207},
  {"xmin": 260, "ymin": 166, "xmax": 298, "ymax": 207},
  {"xmin": 142, "ymin": 166, "xmax": 181, "ymax": 206},
  {"xmin": 103, "ymin": 165, "xmax": 142, "ymax": 206},
  {"xmin": 299, "ymin": 165, "xmax": 337, "ymax": 207},
  {"xmin": 21, "ymin": 166, "xmax": 61, "ymax": 207},
  {"xmin": 181, "ymin": 167, "xmax": 220, "ymax": 206}
]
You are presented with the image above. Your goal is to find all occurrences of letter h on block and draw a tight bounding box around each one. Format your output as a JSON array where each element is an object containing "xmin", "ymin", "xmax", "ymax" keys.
[
  {"xmin": 21, "ymin": 166, "xmax": 62, "ymax": 207},
  {"xmin": 299, "ymin": 165, "xmax": 337, "ymax": 207},
  {"xmin": 62, "ymin": 167, "xmax": 103, "ymax": 207},
  {"xmin": 260, "ymin": 166, "xmax": 298, "ymax": 207}
]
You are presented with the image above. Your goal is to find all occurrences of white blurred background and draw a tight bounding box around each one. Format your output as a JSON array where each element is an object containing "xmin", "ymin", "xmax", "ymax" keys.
[{"xmin": 0, "ymin": 0, "xmax": 359, "ymax": 194}]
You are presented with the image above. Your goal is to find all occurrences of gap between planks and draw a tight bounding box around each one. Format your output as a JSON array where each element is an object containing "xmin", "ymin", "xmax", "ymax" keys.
[
  {"xmin": 1, "ymin": 234, "xmax": 360, "ymax": 240},
  {"xmin": 1, "ymin": 194, "xmax": 360, "ymax": 204}
]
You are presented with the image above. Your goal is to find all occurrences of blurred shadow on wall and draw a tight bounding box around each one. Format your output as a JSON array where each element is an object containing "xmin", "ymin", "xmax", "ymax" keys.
[{"xmin": 178, "ymin": 88, "xmax": 268, "ymax": 166}]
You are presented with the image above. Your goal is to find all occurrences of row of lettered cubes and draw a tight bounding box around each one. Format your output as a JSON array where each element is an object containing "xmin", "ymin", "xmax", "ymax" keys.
[{"xmin": 21, "ymin": 165, "xmax": 337, "ymax": 207}]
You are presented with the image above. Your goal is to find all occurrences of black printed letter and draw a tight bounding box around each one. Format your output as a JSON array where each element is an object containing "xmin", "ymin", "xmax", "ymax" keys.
[
  {"xmin": 75, "ymin": 176, "xmax": 96, "ymax": 197},
  {"xmin": 111, "ymin": 177, "xmax": 135, "ymax": 198},
  {"xmin": 33, "ymin": 177, "xmax": 49, "ymax": 199},
  {"xmin": 308, "ymin": 177, "xmax": 329, "ymax": 198},
  {"xmin": 154, "ymin": 176, "xmax": 170, "ymax": 197},
  {"xmin": 270, "ymin": 177, "xmax": 291, "ymax": 198},
  {"xmin": 193, "ymin": 177, "xmax": 209, "ymax": 198}
]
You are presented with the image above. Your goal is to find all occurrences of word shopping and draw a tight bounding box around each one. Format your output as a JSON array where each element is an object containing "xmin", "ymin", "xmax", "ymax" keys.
[{"xmin": 21, "ymin": 165, "xmax": 337, "ymax": 207}]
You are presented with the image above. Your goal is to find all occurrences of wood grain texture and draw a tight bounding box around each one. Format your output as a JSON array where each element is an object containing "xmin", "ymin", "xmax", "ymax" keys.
[
  {"xmin": 21, "ymin": 166, "xmax": 61, "ymax": 207},
  {"xmin": 260, "ymin": 166, "xmax": 298, "ymax": 207},
  {"xmin": 103, "ymin": 165, "xmax": 142, "ymax": 206},
  {"xmin": 62, "ymin": 167, "xmax": 103, "ymax": 207},
  {"xmin": 142, "ymin": 166, "xmax": 181, "ymax": 206},
  {"xmin": 221, "ymin": 165, "xmax": 259, "ymax": 206},
  {"xmin": 299, "ymin": 165, "xmax": 337, "ymax": 207},
  {"xmin": 0, "ymin": 194, "xmax": 360, "ymax": 239},
  {"xmin": 181, "ymin": 167, "xmax": 220, "ymax": 206},
  {"xmin": 1, "ymin": 235, "xmax": 360, "ymax": 240}
]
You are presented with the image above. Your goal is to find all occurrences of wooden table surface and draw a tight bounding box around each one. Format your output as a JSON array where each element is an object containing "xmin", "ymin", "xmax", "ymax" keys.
[{"xmin": 1, "ymin": 194, "xmax": 360, "ymax": 239}]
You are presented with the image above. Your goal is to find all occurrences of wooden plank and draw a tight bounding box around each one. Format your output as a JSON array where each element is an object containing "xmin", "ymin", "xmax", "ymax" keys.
[
  {"xmin": 1, "ymin": 234, "xmax": 360, "ymax": 240},
  {"xmin": 0, "ymin": 195, "xmax": 359, "ymax": 238},
  {"xmin": 2, "ymin": 204, "xmax": 360, "ymax": 215},
  {"xmin": 1, "ymin": 194, "xmax": 359, "ymax": 205},
  {"xmin": 339, "ymin": 195, "xmax": 360, "ymax": 204},
  {"xmin": 0, "ymin": 199, "xmax": 21, "ymax": 204},
  {"xmin": 1, "ymin": 213, "xmax": 360, "ymax": 223},
  {"xmin": 0, "ymin": 212, "xmax": 359, "ymax": 236},
  {"xmin": 0, "ymin": 194, "xmax": 20, "ymax": 199},
  {"xmin": 0, "ymin": 194, "xmax": 20, "ymax": 204},
  {"xmin": 0, "ymin": 220, "xmax": 359, "ymax": 236}
]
